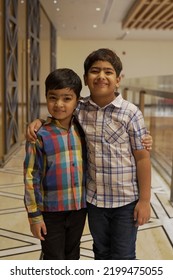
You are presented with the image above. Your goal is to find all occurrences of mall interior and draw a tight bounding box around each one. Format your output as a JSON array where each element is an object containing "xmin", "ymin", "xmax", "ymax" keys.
[{"xmin": 0, "ymin": 0, "xmax": 173, "ymax": 260}]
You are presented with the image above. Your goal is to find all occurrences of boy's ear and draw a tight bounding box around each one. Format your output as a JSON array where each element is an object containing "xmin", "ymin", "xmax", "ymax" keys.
[
  {"xmin": 116, "ymin": 76, "xmax": 121, "ymax": 88},
  {"xmin": 83, "ymin": 74, "xmax": 87, "ymax": 86}
]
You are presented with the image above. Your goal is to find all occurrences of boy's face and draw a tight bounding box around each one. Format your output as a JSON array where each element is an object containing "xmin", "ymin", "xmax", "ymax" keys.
[
  {"xmin": 46, "ymin": 88, "xmax": 78, "ymax": 128},
  {"xmin": 84, "ymin": 60, "xmax": 120, "ymax": 104}
]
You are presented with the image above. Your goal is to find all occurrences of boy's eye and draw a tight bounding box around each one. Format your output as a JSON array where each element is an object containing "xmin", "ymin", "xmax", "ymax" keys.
[
  {"xmin": 49, "ymin": 96, "xmax": 56, "ymax": 101},
  {"xmin": 105, "ymin": 71, "xmax": 114, "ymax": 75},
  {"xmin": 90, "ymin": 69, "xmax": 99, "ymax": 74},
  {"xmin": 64, "ymin": 97, "xmax": 72, "ymax": 101}
]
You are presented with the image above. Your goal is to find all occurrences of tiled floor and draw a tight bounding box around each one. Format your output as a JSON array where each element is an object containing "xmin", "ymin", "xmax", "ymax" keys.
[{"xmin": 0, "ymin": 143, "xmax": 173, "ymax": 260}]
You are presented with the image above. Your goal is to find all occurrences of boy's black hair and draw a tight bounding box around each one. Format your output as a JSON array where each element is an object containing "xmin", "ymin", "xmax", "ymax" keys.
[
  {"xmin": 45, "ymin": 68, "xmax": 82, "ymax": 98},
  {"xmin": 84, "ymin": 48, "xmax": 122, "ymax": 77}
]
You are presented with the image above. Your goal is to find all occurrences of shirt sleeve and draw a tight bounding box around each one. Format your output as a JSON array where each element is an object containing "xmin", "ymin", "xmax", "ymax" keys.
[
  {"xmin": 128, "ymin": 107, "xmax": 148, "ymax": 150},
  {"xmin": 24, "ymin": 139, "xmax": 44, "ymax": 224}
]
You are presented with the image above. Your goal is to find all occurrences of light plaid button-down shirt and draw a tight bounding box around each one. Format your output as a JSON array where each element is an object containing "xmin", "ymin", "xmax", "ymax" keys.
[{"xmin": 76, "ymin": 93, "xmax": 147, "ymax": 208}]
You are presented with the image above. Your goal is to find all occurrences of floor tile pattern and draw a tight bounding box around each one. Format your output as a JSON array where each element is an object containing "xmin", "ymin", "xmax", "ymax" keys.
[{"xmin": 0, "ymin": 144, "xmax": 173, "ymax": 260}]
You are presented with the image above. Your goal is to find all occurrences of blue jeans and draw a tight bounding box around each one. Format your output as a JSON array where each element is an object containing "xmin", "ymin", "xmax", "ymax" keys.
[{"xmin": 87, "ymin": 201, "xmax": 138, "ymax": 260}]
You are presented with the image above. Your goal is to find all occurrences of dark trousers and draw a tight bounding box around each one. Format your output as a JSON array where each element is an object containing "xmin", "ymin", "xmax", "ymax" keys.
[
  {"xmin": 87, "ymin": 201, "xmax": 138, "ymax": 260},
  {"xmin": 41, "ymin": 208, "xmax": 87, "ymax": 260}
]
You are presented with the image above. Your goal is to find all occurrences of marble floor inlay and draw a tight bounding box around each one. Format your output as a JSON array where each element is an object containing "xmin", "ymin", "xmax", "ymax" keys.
[{"xmin": 0, "ymin": 143, "xmax": 173, "ymax": 260}]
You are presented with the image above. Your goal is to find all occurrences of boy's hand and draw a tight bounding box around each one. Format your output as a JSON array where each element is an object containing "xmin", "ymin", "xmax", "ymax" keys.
[
  {"xmin": 133, "ymin": 200, "xmax": 151, "ymax": 227},
  {"xmin": 26, "ymin": 119, "xmax": 42, "ymax": 142},
  {"xmin": 141, "ymin": 131, "xmax": 152, "ymax": 150},
  {"xmin": 30, "ymin": 221, "xmax": 47, "ymax": 241}
]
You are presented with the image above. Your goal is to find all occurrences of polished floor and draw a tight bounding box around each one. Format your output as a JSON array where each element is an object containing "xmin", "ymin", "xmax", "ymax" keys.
[{"xmin": 0, "ymin": 143, "xmax": 173, "ymax": 260}]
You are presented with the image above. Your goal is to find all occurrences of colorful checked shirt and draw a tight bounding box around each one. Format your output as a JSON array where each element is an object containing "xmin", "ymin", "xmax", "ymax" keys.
[
  {"xmin": 24, "ymin": 116, "xmax": 87, "ymax": 224},
  {"xmin": 76, "ymin": 93, "xmax": 147, "ymax": 208}
]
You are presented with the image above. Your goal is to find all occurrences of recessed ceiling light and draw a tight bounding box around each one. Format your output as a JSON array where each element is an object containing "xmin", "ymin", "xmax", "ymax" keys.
[
  {"xmin": 56, "ymin": 8, "xmax": 60, "ymax": 11},
  {"xmin": 96, "ymin": 7, "xmax": 101, "ymax": 11},
  {"xmin": 93, "ymin": 24, "xmax": 97, "ymax": 28}
]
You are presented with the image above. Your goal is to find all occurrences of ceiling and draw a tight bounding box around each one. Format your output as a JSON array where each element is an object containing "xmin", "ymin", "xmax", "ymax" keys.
[{"xmin": 40, "ymin": 0, "xmax": 173, "ymax": 41}]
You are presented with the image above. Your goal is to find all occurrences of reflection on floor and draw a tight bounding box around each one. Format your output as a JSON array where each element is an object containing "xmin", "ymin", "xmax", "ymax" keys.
[{"xmin": 0, "ymin": 144, "xmax": 173, "ymax": 260}]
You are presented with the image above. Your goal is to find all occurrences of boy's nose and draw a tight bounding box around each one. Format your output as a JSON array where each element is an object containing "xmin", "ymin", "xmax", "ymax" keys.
[
  {"xmin": 97, "ymin": 71, "xmax": 105, "ymax": 79},
  {"xmin": 55, "ymin": 100, "xmax": 63, "ymax": 107}
]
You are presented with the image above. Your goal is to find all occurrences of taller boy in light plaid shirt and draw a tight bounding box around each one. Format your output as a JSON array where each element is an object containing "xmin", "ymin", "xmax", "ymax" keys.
[{"xmin": 77, "ymin": 48, "xmax": 151, "ymax": 260}]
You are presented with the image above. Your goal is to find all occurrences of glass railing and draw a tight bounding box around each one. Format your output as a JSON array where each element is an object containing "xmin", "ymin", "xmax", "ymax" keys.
[{"xmin": 121, "ymin": 75, "xmax": 173, "ymax": 203}]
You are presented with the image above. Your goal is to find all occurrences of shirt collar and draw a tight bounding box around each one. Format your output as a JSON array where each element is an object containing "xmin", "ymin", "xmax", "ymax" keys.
[
  {"xmin": 44, "ymin": 116, "xmax": 75, "ymax": 130},
  {"xmin": 111, "ymin": 92, "xmax": 123, "ymax": 108},
  {"xmin": 79, "ymin": 92, "xmax": 123, "ymax": 109}
]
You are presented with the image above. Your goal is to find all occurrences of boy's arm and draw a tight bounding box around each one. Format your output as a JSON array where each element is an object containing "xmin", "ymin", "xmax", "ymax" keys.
[
  {"xmin": 24, "ymin": 141, "xmax": 44, "ymax": 227},
  {"xmin": 26, "ymin": 119, "xmax": 43, "ymax": 142},
  {"xmin": 133, "ymin": 149, "xmax": 151, "ymax": 226}
]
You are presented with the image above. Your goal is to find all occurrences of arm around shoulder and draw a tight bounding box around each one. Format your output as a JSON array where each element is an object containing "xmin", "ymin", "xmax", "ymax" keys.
[
  {"xmin": 141, "ymin": 132, "xmax": 153, "ymax": 150},
  {"xmin": 26, "ymin": 118, "xmax": 44, "ymax": 142}
]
